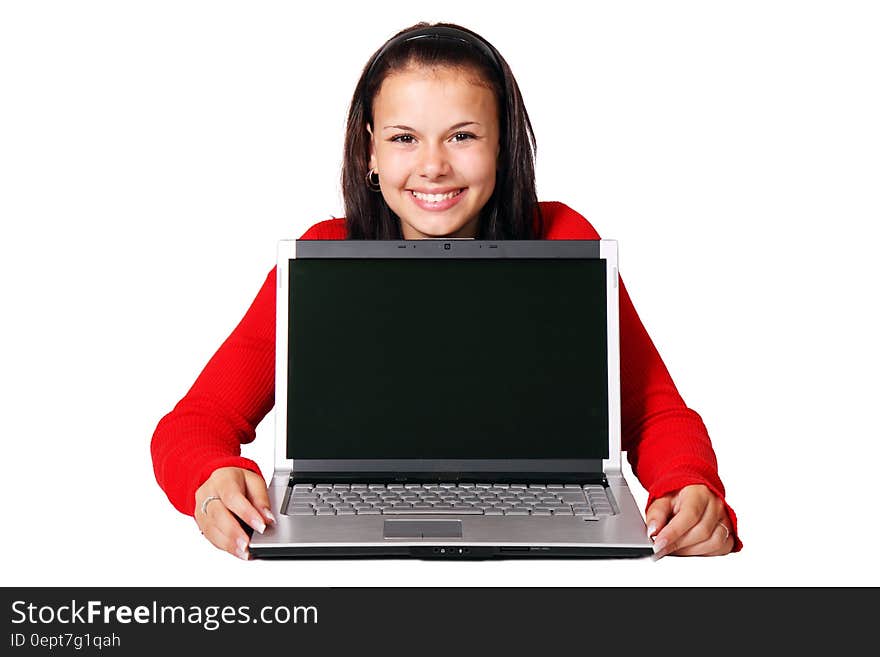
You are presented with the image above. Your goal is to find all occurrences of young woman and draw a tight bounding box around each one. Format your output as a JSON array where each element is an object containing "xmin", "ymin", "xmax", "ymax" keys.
[{"xmin": 151, "ymin": 22, "xmax": 741, "ymax": 561}]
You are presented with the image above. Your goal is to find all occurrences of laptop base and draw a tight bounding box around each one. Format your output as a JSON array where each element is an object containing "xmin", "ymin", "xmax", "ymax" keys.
[{"xmin": 249, "ymin": 545, "xmax": 653, "ymax": 560}]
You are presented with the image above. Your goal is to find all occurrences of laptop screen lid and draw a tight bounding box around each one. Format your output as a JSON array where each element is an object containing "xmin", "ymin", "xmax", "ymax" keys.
[{"xmin": 274, "ymin": 239, "xmax": 622, "ymax": 481}]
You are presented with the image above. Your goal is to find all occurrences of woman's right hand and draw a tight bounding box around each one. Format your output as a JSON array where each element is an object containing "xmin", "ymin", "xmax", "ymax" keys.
[{"xmin": 194, "ymin": 467, "xmax": 276, "ymax": 560}]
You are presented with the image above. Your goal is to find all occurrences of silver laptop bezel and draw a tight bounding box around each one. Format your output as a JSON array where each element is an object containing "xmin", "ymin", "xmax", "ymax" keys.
[{"xmin": 274, "ymin": 239, "xmax": 622, "ymax": 478}]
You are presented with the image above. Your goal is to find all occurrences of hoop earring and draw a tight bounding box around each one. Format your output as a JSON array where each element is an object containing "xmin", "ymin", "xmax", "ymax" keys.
[{"xmin": 365, "ymin": 169, "xmax": 381, "ymax": 192}]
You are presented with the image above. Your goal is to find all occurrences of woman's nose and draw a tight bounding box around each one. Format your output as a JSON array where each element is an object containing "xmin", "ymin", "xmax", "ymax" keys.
[{"xmin": 418, "ymin": 143, "xmax": 451, "ymax": 178}]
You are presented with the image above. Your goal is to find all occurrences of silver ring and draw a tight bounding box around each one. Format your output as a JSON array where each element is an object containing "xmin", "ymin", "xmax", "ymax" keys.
[
  {"xmin": 718, "ymin": 522, "xmax": 730, "ymax": 542},
  {"xmin": 201, "ymin": 495, "xmax": 222, "ymax": 515}
]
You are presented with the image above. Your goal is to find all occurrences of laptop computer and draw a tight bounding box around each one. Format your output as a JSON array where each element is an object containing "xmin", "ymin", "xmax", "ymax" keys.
[{"xmin": 249, "ymin": 238, "xmax": 653, "ymax": 559}]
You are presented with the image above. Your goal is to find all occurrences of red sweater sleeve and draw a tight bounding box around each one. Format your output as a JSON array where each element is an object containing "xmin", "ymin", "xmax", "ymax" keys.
[
  {"xmin": 150, "ymin": 268, "xmax": 276, "ymax": 515},
  {"xmin": 541, "ymin": 202, "xmax": 741, "ymax": 551},
  {"xmin": 150, "ymin": 219, "xmax": 345, "ymax": 516},
  {"xmin": 619, "ymin": 279, "xmax": 741, "ymax": 551}
]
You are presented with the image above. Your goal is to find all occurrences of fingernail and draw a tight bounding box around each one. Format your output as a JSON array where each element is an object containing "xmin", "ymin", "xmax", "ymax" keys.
[
  {"xmin": 236, "ymin": 537, "xmax": 249, "ymax": 560},
  {"xmin": 646, "ymin": 522, "xmax": 657, "ymax": 538},
  {"xmin": 262, "ymin": 508, "xmax": 276, "ymax": 524},
  {"xmin": 253, "ymin": 519, "xmax": 266, "ymax": 534},
  {"xmin": 652, "ymin": 537, "xmax": 668, "ymax": 556}
]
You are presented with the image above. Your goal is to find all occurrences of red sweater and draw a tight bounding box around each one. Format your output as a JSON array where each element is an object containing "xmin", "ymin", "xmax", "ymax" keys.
[{"xmin": 151, "ymin": 201, "xmax": 741, "ymax": 551}]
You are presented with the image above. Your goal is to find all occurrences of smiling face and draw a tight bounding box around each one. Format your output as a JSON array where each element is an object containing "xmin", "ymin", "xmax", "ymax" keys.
[{"xmin": 368, "ymin": 65, "xmax": 500, "ymax": 239}]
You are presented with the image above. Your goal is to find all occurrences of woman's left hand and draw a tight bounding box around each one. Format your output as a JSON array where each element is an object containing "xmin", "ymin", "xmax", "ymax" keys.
[{"xmin": 646, "ymin": 484, "xmax": 735, "ymax": 558}]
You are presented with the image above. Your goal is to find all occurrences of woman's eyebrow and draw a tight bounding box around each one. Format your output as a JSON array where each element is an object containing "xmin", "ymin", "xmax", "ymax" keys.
[
  {"xmin": 448, "ymin": 121, "xmax": 480, "ymax": 131},
  {"xmin": 382, "ymin": 122, "xmax": 481, "ymax": 131}
]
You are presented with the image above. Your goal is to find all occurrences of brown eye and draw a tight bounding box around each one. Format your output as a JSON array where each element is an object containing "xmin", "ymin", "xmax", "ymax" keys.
[{"xmin": 391, "ymin": 134, "xmax": 415, "ymax": 144}]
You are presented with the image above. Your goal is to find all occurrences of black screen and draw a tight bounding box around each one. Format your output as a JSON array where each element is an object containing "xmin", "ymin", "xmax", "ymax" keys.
[{"xmin": 288, "ymin": 258, "xmax": 608, "ymax": 459}]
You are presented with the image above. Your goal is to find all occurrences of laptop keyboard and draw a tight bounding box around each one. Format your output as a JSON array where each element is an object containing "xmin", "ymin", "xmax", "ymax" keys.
[{"xmin": 287, "ymin": 483, "xmax": 614, "ymax": 518}]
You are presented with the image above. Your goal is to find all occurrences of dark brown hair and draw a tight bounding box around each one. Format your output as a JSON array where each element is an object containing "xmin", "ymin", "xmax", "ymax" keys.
[{"xmin": 342, "ymin": 22, "xmax": 542, "ymax": 240}]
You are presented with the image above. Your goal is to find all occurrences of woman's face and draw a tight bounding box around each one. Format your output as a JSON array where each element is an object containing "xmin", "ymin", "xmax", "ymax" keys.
[{"xmin": 369, "ymin": 65, "xmax": 500, "ymax": 239}]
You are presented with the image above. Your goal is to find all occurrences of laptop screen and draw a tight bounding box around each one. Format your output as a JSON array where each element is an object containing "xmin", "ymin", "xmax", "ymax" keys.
[{"xmin": 287, "ymin": 255, "xmax": 609, "ymax": 461}]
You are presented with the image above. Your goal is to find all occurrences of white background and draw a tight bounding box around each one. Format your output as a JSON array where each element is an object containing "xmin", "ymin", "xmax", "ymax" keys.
[{"xmin": 2, "ymin": 1, "xmax": 878, "ymax": 587}]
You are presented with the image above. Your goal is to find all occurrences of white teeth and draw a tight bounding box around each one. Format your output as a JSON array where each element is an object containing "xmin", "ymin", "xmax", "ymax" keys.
[{"xmin": 411, "ymin": 189, "xmax": 462, "ymax": 203}]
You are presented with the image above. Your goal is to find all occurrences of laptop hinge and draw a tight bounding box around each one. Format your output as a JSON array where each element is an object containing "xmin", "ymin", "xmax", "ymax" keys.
[{"xmin": 288, "ymin": 472, "xmax": 608, "ymax": 486}]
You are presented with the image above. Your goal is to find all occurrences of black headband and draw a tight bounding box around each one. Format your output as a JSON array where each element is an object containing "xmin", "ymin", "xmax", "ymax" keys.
[{"xmin": 364, "ymin": 26, "xmax": 504, "ymax": 84}]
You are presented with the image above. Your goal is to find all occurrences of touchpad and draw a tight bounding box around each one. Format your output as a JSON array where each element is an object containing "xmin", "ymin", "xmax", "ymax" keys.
[{"xmin": 383, "ymin": 520, "xmax": 462, "ymax": 539}]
